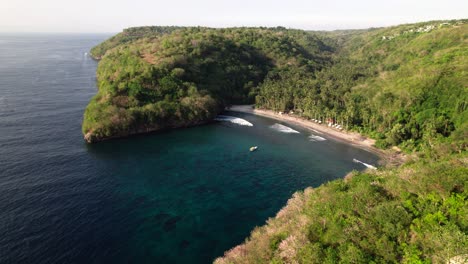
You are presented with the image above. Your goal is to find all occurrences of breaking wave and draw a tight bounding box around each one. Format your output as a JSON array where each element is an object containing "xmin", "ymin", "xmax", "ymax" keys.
[
  {"xmin": 308, "ymin": 135, "xmax": 326, "ymax": 142},
  {"xmin": 214, "ymin": 115, "xmax": 253, "ymax": 126},
  {"xmin": 353, "ymin": 159, "xmax": 377, "ymax": 170},
  {"xmin": 270, "ymin": 123, "xmax": 300, "ymax": 134}
]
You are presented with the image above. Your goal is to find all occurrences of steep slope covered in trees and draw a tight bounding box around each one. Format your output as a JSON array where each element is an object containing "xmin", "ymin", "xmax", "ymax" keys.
[
  {"xmin": 82, "ymin": 20, "xmax": 468, "ymax": 263},
  {"xmin": 83, "ymin": 21, "xmax": 466, "ymax": 148},
  {"xmin": 214, "ymin": 151, "xmax": 468, "ymax": 263},
  {"xmin": 83, "ymin": 27, "xmax": 333, "ymax": 142},
  {"xmin": 256, "ymin": 20, "xmax": 467, "ymax": 151},
  {"xmin": 213, "ymin": 20, "xmax": 467, "ymax": 263}
]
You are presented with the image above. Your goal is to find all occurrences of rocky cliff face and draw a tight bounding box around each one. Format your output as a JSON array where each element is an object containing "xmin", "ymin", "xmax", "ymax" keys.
[{"xmin": 83, "ymin": 118, "xmax": 212, "ymax": 143}]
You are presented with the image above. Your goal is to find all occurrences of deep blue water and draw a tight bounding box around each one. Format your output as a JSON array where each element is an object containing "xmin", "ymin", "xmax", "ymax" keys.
[{"xmin": 0, "ymin": 34, "xmax": 379, "ymax": 263}]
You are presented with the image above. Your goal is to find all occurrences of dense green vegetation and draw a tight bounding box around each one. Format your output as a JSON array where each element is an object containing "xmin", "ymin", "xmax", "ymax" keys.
[
  {"xmin": 83, "ymin": 20, "xmax": 468, "ymax": 263},
  {"xmin": 256, "ymin": 20, "xmax": 467, "ymax": 152},
  {"xmin": 83, "ymin": 20, "xmax": 466, "ymax": 149},
  {"xmin": 90, "ymin": 26, "xmax": 183, "ymax": 59},
  {"xmin": 210, "ymin": 21, "xmax": 467, "ymax": 264},
  {"xmin": 83, "ymin": 27, "xmax": 333, "ymax": 142},
  {"xmin": 215, "ymin": 150, "xmax": 468, "ymax": 264}
]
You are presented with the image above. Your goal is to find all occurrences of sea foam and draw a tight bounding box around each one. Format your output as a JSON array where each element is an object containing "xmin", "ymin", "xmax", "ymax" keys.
[
  {"xmin": 308, "ymin": 135, "xmax": 326, "ymax": 142},
  {"xmin": 214, "ymin": 115, "xmax": 253, "ymax": 126},
  {"xmin": 353, "ymin": 159, "xmax": 377, "ymax": 170},
  {"xmin": 270, "ymin": 123, "xmax": 300, "ymax": 134}
]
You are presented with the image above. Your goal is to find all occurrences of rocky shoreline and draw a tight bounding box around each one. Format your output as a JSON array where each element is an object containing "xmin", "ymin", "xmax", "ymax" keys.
[{"xmin": 84, "ymin": 119, "xmax": 212, "ymax": 143}]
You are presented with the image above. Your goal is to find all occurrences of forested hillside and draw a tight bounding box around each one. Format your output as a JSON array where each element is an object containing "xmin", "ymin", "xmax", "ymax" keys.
[
  {"xmin": 83, "ymin": 27, "xmax": 334, "ymax": 142},
  {"xmin": 82, "ymin": 20, "xmax": 468, "ymax": 263},
  {"xmin": 83, "ymin": 20, "xmax": 466, "ymax": 150},
  {"xmin": 215, "ymin": 152, "xmax": 467, "ymax": 263},
  {"xmin": 216, "ymin": 21, "xmax": 466, "ymax": 263},
  {"xmin": 256, "ymin": 20, "xmax": 467, "ymax": 152}
]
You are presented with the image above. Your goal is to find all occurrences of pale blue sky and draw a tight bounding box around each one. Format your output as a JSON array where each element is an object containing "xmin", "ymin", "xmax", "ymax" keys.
[{"xmin": 1, "ymin": 0, "xmax": 467, "ymax": 32}]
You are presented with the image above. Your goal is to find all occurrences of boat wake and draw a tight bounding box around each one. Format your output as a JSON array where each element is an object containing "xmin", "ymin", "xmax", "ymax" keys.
[
  {"xmin": 214, "ymin": 115, "xmax": 253, "ymax": 126},
  {"xmin": 308, "ymin": 135, "xmax": 326, "ymax": 142},
  {"xmin": 270, "ymin": 123, "xmax": 300, "ymax": 134},
  {"xmin": 353, "ymin": 159, "xmax": 377, "ymax": 170}
]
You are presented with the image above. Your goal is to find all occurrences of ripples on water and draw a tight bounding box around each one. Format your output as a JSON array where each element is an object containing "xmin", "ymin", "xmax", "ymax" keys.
[{"xmin": 0, "ymin": 34, "xmax": 379, "ymax": 264}]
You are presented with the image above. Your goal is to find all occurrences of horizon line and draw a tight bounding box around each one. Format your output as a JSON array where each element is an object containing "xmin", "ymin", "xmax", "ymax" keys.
[{"xmin": 1, "ymin": 17, "xmax": 466, "ymax": 34}]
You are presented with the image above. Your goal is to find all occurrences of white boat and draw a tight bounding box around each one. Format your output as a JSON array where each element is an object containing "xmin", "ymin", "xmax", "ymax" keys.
[{"xmin": 250, "ymin": 146, "xmax": 258, "ymax": 152}]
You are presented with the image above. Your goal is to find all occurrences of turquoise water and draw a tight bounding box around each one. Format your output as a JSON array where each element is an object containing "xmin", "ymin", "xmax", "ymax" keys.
[
  {"xmin": 85, "ymin": 112, "xmax": 379, "ymax": 263},
  {"xmin": 0, "ymin": 34, "xmax": 379, "ymax": 263}
]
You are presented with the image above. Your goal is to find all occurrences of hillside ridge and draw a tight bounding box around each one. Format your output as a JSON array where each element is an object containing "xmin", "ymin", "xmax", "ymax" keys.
[{"xmin": 81, "ymin": 19, "xmax": 468, "ymax": 263}]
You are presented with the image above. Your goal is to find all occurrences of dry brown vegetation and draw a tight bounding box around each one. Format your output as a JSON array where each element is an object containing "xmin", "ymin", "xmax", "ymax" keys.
[{"xmin": 215, "ymin": 153, "xmax": 467, "ymax": 263}]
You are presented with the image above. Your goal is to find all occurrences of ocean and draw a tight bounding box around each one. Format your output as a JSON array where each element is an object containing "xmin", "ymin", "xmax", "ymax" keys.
[{"xmin": 0, "ymin": 34, "xmax": 379, "ymax": 263}]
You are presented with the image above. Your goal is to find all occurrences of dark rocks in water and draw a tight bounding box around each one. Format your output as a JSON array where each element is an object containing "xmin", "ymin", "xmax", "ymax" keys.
[
  {"xmin": 252, "ymin": 178, "xmax": 262, "ymax": 187},
  {"xmin": 153, "ymin": 213, "xmax": 171, "ymax": 223},
  {"xmin": 179, "ymin": 240, "xmax": 190, "ymax": 250},
  {"xmin": 153, "ymin": 213, "xmax": 184, "ymax": 232},
  {"xmin": 163, "ymin": 216, "xmax": 182, "ymax": 232},
  {"xmin": 256, "ymin": 202, "xmax": 271, "ymax": 211}
]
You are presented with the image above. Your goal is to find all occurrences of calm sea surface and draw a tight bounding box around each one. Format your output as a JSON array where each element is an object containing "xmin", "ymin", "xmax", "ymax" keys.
[{"xmin": 0, "ymin": 34, "xmax": 379, "ymax": 263}]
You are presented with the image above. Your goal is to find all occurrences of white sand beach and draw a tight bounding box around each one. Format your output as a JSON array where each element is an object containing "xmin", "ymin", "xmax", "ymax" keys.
[{"xmin": 228, "ymin": 105, "xmax": 406, "ymax": 165}]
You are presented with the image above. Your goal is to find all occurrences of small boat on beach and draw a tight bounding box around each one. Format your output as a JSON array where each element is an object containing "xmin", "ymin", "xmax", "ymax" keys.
[{"xmin": 250, "ymin": 146, "xmax": 258, "ymax": 152}]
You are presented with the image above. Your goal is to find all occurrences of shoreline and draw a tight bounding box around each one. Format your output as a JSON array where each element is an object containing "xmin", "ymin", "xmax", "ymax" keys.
[{"xmin": 227, "ymin": 105, "xmax": 406, "ymax": 166}]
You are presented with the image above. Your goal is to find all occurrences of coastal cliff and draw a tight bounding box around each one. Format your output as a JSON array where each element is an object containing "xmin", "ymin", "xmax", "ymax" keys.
[
  {"xmin": 214, "ymin": 153, "xmax": 468, "ymax": 263},
  {"xmin": 83, "ymin": 20, "xmax": 466, "ymax": 150},
  {"xmin": 80, "ymin": 20, "xmax": 468, "ymax": 263},
  {"xmin": 82, "ymin": 27, "xmax": 333, "ymax": 142}
]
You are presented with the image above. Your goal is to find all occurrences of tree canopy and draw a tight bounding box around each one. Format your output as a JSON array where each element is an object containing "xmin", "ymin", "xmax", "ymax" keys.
[
  {"xmin": 83, "ymin": 20, "xmax": 467, "ymax": 152},
  {"xmin": 83, "ymin": 26, "xmax": 334, "ymax": 142},
  {"xmin": 82, "ymin": 21, "xmax": 468, "ymax": 263}
]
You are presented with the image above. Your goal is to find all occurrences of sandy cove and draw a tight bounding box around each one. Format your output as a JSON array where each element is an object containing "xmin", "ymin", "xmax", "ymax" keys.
[{"xmin": 228, "ymin": 105, "xmax": 406, "ymax": 166}]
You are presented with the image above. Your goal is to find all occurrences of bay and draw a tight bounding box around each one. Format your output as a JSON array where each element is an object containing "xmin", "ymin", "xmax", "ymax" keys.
[{"xmin": 0, "ymin": 34, "xmax": 378, "ymax": 263}]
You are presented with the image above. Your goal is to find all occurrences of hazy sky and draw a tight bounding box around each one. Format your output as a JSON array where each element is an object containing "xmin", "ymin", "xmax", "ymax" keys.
[{"xmin": 1, "ymin": 0, "xmax": 467, "ymax": 33}]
